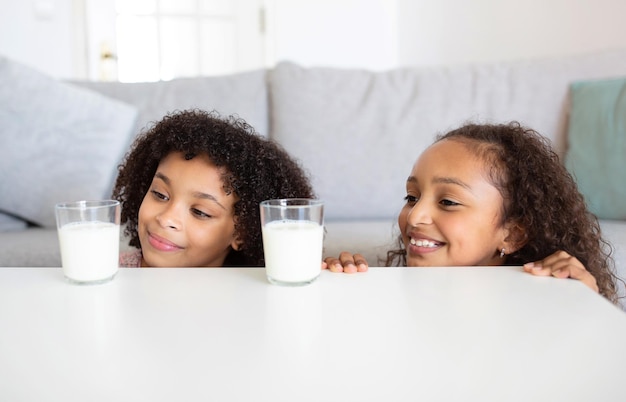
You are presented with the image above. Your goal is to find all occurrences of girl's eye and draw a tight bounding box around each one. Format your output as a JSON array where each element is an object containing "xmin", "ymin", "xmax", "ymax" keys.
[
  {"xmin": 191, "ymin": 208, "xmax": 212, "ymax": 219},
  {"xmin": 440, "ymin": 199, "xmax": 460, "ymax": 207},
  {"xmin": 151, "ymin": 190, "xmax": 168, "ymax": 201},
  {"xmin": 404, "ymin": 195, "xmax": 418, "ymax": 204}
]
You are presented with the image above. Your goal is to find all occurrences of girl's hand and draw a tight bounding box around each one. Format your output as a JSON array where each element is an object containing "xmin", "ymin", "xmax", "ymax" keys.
[
  {"xmin": 523, "ymin": 250, "xmax": 599, "ymax": 293},
  {"xmin": 322, "ymin": 251, "xmax": 369, "ymax": 273}
]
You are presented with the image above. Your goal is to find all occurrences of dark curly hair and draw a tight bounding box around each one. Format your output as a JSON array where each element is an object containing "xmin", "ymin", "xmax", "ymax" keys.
[
  {"xmin": 112, "ymin": 109, "xmax": 315, "ymax": 267},
  {"xmin": 386, "ymin": 121, "xmax": 620, "ymax": 303}
]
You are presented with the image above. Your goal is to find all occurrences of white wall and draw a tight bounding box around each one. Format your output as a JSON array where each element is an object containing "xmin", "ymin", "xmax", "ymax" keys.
[
  {"xmin": 397, "ymin": 0, "xmax": 626, "ymax": 67},
  {"xmin": 0, "ymin": 0, "xmax": 84, "ymax": 78},
  {"xmin": 1, "ymin": 0, "xmax": 626, "ymax": 79},
  {"xmin": 266, "ymin": 0, "xmax": 398, "ymax": 71}
]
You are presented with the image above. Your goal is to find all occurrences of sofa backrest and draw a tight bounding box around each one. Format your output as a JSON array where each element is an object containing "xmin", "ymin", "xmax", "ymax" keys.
[
  {"xmin": 71, "ymin": 69, "xmax": 270, "ymax": 138},
  {"xmin": 268, "ymin": 49, "xmax": 626, "ymax": 221}
]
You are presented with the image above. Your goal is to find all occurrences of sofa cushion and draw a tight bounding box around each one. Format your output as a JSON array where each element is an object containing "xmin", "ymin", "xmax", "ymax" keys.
[
  {"xmin": 269, "ymin": 51, "xmax": 626, "ymax": 220},
  {"xmin": 599, "ymin": 219, "xmax": 626, "ymax": 307},
  {"xmin": 323, "ymin": 219, "xmax": 397, "ymax": 266},
  {"xmin": 0, "ymin": 229, "xmax": 61, "ymax": 267},
  {"xmin": 565, "ymin": 77, "xmax": 626, "ymax": 220},
  {"xmin": 0, "ymin": 213, "xmax": 27, "ymax": 231},
  {"xmin": 0, "ymin": 56, "xmax": 138, "ymax": 228}
]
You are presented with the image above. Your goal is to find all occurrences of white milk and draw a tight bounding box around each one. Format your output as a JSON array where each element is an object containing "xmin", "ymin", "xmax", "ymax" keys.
[
  {"xmin": 262, "ymin": 220, "xmax": 323, "ymax": 284},
  {"xmin": 58, "ymin": 221, "xmax": 120, "ymax": 283}
]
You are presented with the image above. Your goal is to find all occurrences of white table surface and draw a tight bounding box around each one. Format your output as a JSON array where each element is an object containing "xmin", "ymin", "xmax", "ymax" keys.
[{"xmin": 1, "ymin": 267, "xmax": 625, "ymax": 402}]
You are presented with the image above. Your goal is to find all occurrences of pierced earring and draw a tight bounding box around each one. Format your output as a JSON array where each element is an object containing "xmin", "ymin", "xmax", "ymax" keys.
[{"xmin": 500, "ymin": 248, "xmax": 506, "ymax": 258}]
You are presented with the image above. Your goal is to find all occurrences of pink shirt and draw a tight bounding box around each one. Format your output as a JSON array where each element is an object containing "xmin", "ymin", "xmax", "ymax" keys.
[{"xmin": 119, "ymin": 249, "xmax": 142, "ymax": 268}]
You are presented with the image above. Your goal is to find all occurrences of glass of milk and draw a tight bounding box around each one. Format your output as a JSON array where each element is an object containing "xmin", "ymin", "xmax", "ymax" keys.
[
  {"xmin": 260, "ymin": 199, "xmax": 324, "ymax": 286},
  {"xmin": 55, "ymin": 200, "xmax": 121, "ymax": 285}
]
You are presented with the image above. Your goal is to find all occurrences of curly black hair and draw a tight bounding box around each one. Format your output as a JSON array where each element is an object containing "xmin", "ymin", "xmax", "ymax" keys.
[
  {"xmin": 112, "ymin": 109, "xmax": 315, "ymax": 267},
  {"xmin": 386, "ymin": 121, "xmax": 620, "ymax": 303}
]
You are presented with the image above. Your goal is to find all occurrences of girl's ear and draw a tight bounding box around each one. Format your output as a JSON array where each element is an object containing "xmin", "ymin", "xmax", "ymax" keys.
[
  {"xmin": 230, "ymin": 236, "xmax": 244, "ymax": 251},
  {"xmin": 502, "ymin": 221, "xmax": 528, "ymax": 254}
]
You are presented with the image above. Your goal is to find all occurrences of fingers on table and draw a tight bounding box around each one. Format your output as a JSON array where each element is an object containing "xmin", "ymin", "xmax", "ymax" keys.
[
  {"xmin": 523, "ymin": 251, "xmax": 599, "ymax": 292},
  {"xmin": 323, "ymin": 251, "xmax": 369, "ymax": 273}
]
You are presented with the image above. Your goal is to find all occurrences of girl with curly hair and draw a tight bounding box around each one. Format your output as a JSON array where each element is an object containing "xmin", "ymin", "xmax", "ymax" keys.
[
  {"xmin": 114, "ymin": 109, "xmax": 314, "ymax": 268},
  {"xmin": 325, "ymin": 122, "xmax": 621, "ymax": 303}
]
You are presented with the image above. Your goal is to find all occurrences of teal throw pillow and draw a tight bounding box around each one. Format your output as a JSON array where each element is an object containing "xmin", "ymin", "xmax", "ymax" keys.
[{"xmin": 565, "ymin": 77, "xmax": 626, "ymax": 220}]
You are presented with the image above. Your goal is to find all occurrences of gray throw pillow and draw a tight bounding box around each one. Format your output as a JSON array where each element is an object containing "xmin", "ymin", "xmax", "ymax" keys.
[{"xmin": 0, "ymin": 56, "xmax": 138, "ymax": 228}]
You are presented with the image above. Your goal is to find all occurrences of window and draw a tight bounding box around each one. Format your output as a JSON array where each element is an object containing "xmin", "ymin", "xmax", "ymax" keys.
[{"xmin": 112, "ymin": 0, "xmax": 265, "ymax": 82}]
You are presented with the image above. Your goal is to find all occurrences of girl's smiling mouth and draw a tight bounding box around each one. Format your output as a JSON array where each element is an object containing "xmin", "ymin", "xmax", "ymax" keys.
[
  {"xmin": 148, "ymin": 232, "xmax": 183, "ymax": 252},
  {"xmin": 410, "ymin": 238, "xmax": 439, "ymax": 248},
  {"xmin": 407, "ymin": 235, "xmax": 444, "ymax": 254}
]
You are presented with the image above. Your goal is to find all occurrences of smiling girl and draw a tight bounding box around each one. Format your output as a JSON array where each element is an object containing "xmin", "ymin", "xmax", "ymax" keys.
[
  {"xmin": 114, "ymin": 109, "xmax": 314, "ymax": 267},
  {"xmin": 325, "ymin": 122, "xmax": 621, "ymax": 303}
]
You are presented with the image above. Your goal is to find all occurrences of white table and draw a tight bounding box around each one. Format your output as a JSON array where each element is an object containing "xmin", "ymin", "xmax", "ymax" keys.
[{"xmin": 1, "ymin": 267, "xmax": 625, "ymax": 401}]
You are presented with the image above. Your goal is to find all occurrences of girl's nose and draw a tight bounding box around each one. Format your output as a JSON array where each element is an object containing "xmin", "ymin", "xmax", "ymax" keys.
[
  {"xmin": 406, "ymin": 199, "xmax": 433, "ymax": 226},
  {"xmin": 156, "ymin": 204, "xmax": 182, "ymax": 230}
]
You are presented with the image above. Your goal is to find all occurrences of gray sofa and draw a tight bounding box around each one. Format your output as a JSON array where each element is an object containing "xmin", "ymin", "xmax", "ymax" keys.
[{"xmin": 1, "ymin": 50, "xmax": 625, "ymax": 293}]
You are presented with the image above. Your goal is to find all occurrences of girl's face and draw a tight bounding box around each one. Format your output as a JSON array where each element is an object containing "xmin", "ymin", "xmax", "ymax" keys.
[
  {"xmin": 138, "ymin": 152, "xmax": 240, "ymax": 267},
  {"xmin": 398, "ymin": 139, "xmax": 514, "ymax": 267}
]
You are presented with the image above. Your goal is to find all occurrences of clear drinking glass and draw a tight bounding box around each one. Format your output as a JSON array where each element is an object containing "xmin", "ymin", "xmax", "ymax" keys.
[
  {"xmin": 260, "ymin": 199, "xmax": 324, "ymax": 286},
  {"xmin": 55, "ymin": 200, "xmax": 121, "ymax": 285}
]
